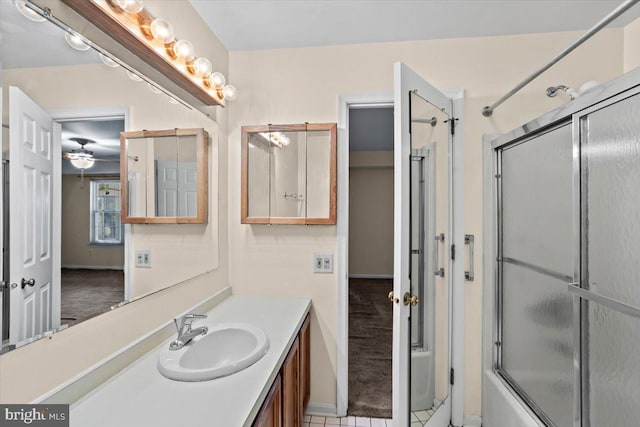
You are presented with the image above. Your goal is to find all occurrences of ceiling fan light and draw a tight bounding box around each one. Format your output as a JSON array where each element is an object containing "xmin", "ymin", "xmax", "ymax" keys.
[{"xmin": 70, "ymin": 154, "xmax": 95, "ymax": 170}]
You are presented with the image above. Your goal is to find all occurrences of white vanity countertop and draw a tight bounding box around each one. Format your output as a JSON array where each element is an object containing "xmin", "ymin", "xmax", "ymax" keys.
[{"xmin": 69, "ymin": 295, "xmax": 311, "ymax": 427}]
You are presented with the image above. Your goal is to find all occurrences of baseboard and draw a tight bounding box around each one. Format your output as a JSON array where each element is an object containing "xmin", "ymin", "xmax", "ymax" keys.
[
  {"xmin": 306, "ymin": 402, "xmax": 338, "ymax": 417},
  {"xmin": 464, "ymin": 415, "xmax": 482, "ymax": 426},
  {"xmin": 348, "ymin": 274, "xmax": 393, "ymax": 279},
  {"xmin": 62, "ymin": 265, "xmax": 124, "ymax": 270}
]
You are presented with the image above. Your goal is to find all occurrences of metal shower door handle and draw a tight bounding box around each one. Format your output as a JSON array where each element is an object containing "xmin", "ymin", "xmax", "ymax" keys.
[
  {"xmin": 464, "ymin": 234, "xmax": 475, "ymax": 281},
  {"xmin": 21, "ymin": 278, "xmax": 36, "ymax": 289},
  {"xmin": 434, "ymin": 233, "xmax": 445, "ymax": 277}
]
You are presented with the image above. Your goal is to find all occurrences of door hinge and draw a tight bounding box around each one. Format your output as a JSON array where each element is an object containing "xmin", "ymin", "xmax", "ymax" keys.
[
  {"xmin": 450, "ymin": 244, "xmax": 455, "ymax": 261},
  {"xmin": 445, "ymin": 117, "xmax": 459, "ymax": 136},
  {"xmin": 450, "ymin": 368, "xmax": 455, "ymax": 385}
]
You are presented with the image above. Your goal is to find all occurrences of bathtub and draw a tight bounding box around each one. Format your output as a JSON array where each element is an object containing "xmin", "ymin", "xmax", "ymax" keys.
[{"xmin": 411, "ymin": 347, "xmax": 435, "ymax": 412}]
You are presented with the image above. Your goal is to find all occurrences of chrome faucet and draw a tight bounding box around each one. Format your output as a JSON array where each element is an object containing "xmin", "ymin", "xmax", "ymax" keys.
[{"xmin": 170, "ymin": 313, "xmax": 208, "ymax": 350}]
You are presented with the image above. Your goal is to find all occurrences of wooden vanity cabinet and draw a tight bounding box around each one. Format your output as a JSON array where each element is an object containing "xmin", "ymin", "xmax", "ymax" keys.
[
  {"xmin": 299, "ymin": 314, "xmax": 311, "ymax": 411},
  {"xmin": 282, "ymin": 338, "xmax": 300, "ymax": 427},
  {"xmin": 254, "ymin": 375, "xmax": 282, "ymax": 427},
  {"xmin": 253, "ymin": 314, "xmax": 311, "ymax": 427}
]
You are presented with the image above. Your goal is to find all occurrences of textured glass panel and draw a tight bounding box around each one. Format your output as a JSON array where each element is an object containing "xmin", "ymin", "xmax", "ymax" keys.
[
  {"xmin": 584, "ymin": 93, "xmax": 640, "ymax": 307},
  {"xmin": 501, "ymin": 124, "xmax": 573, "ymax": 277},
  {"xmin": 501, "ymin": 263, "xmax": 573, "ymax": 427},
  {"xmin": 588, "ymin": 302, "xmax": 640, "ymax": 427}
]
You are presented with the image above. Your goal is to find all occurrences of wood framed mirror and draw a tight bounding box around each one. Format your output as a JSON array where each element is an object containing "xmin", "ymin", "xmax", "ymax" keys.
[
  {"xmin": 241, "ymin": 123, "xmax": 337, "ymax": 225},
  {"xmin": 121, "ymin": 128, "xmax": 209, "ymax": 224}
]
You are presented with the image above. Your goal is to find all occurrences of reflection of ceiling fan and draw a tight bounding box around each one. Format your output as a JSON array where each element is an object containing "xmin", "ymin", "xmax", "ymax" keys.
[{"xmin": 62, "ymin": 138, "xmax": 118, "ymax": 170}]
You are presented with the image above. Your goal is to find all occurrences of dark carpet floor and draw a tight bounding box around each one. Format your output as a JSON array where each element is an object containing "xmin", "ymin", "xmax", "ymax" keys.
[
  {"xmin": 61, "ymin": 269, "xmax": 124, "ymax": 327},
  {"xmin": 348, "ymin": 278, "xmax": 393, "ymax": 418}
]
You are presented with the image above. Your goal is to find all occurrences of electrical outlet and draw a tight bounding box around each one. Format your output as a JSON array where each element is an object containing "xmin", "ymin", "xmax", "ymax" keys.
[
  {"xmin": 313, "ymin": 253, "xmax": 333, "ymax": 273},
  {"xmin": 136, "ymin": 250, "xmax": 151, "ymax": 268}
]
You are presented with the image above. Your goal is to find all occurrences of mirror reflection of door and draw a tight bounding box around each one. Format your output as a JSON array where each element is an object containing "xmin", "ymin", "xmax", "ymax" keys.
[
  {"xmin": 393, "ymin": 62, "xmax": 454, "ymax": 427},
  {"xmin": 409, "ymin": 92, "xmax": 450, "ymax": 426}
]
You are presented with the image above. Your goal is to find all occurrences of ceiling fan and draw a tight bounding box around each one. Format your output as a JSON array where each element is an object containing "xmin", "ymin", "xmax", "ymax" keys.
[{"xmin": 62, "ymin": 138, "xmax": 118, "ymax": 170}]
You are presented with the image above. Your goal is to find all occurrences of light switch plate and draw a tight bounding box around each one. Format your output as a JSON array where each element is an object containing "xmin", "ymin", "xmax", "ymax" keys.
[
  {"xmin": 136, "ymin": 249, "xmax": 151, "ymax": 268},
  {"xmin": 313, "ymin": 253, "xmax": 333, "ymax": 273}
]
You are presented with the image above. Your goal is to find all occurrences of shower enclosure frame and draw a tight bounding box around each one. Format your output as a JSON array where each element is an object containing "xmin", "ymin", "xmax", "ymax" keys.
[{"xmin": 485, "ymin": 67, "xmax": 640, "ymax": 427}]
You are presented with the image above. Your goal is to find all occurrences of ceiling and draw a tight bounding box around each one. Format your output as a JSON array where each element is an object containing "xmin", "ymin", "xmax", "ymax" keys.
[
  {"xmin": 349, "ymin": 108, "xmax": 393, "ymax": 152},
  {"xmin": 61, "ymin": 119, "xmax": 123, "ymax": 175},
  {"xmin": 190, "ymin": 0, "xmax": 640, "ymax": 51},
  {"xmin": 0, "ymin": 0, "xmax": 100, "ymax": 69}
]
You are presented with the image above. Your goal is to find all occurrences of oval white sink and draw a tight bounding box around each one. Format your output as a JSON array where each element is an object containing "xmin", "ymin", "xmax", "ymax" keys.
[{"xmin": 158, "ymin": 323, "xmax": 269, "ymax": 381}]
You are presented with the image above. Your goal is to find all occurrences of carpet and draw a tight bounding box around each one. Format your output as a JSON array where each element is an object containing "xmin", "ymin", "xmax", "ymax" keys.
[
  {"xmin": 348, "ymin": 278, "xmax": 393, "ymax": 418},
  {"xmin": 61, "ymin": 269, "xmax": 124, "ymax": 327}
]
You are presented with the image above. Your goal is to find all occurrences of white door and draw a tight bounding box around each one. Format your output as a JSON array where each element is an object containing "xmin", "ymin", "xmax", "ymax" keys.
[
  {"xmin": 9, "ymin": 87, "xmax": 60, "ymax": 344},
  {"xmin": 177, "ymin": 161, "xmax": 198, "ymax": 217},
  {"xmin": 393, "ymin": 63, "xmax": 454, "ymax": 427},
  {"xmin": 155, "ymin": 159, "xmax": 178, "ymax": 217}
]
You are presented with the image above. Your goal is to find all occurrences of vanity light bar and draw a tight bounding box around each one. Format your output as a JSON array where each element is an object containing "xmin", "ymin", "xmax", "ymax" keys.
[
  {"xmin": 86, "ymin": 0, "xmax": 236, "ymax": 104},
  {"xmin": 20, "ymin": 1, "xmax": 194, "ymax": 110}
]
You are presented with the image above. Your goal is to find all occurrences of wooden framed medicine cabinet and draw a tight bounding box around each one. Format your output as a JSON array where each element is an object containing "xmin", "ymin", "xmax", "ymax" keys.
[
  {"xmin": 241, "ymin": 123, "xmax": 337, "ymax": 225},
  {"xmin": 121, "ymin": 128, "xmax": 209, "ymax": 224}
]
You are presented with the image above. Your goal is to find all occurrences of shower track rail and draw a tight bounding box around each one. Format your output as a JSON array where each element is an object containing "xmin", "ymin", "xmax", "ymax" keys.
[{"xmin": 481, "ymin": 0, "xmax": 640, "ymax": 117}]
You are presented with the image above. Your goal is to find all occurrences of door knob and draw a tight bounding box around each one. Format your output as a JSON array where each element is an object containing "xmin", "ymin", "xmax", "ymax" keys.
[
  {"xmin": 403, "ymin": 292, "xmax": 419, "ymax": 306},
  {"xmin": 387, "ymin": 291, "xmax": 394, "ymax": 302},
  {"xmin": 21, "ymin": 278, "xmax": 35, "ymax": 289}
]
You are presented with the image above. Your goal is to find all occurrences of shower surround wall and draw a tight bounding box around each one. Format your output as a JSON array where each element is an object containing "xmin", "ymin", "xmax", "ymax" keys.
[{"xmin": 228, "ymin": 28, "xmax": 627, "ymax": 415}]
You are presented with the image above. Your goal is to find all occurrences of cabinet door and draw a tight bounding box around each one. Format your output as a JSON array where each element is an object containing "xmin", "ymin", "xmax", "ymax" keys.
[
  {"xmin": 253, "ymin": 374, "xmax": 282, "ymax": 427},
  {"xmin": 283, "ymin": 337, "xmax": 300, "ymax": 427},
  {"xmin": 300, "ymin": 314, "xmax": 311, "ymax": 412}
]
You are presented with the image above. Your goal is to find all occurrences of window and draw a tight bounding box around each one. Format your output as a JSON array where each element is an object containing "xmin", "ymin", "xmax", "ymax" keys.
[{"xmin": 90, "ymin": 179, "xmax": 122, "ymax": 245}]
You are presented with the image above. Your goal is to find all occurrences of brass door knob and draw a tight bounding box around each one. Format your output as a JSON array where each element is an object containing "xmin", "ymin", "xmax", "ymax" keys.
[
  {"xmin": 387, "ymin": 291, "xmax": 394, "ymax": 302},
  {"xmin": 403, "ymin": 292, "xmax": 419, "ymax": 306}
]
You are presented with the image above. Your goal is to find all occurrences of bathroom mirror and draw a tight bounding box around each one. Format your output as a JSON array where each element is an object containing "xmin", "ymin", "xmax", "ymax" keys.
[
  {"xmin": 409, "ymin": 91, "xmax": 450, "ymax": 421},
  {"xmin": 0, "ymin": 0, "xmax": 219, "ymax": 354},
  {"xmin": 241, "ymin": 123, "xmax": 337, "ymax": 224},
  {"xmin": 121, "ymin": 128, "xmax": 209, "ymax": 223}
]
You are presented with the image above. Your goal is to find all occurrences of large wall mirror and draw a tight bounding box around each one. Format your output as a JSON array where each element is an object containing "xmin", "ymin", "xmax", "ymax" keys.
[
  {"xmin": 241, "ymin": 123, "xmax": 337, "ymax": 225},
  {"xmin": 0, "ymin": 0, "xmax": 219, "ymax": 353},
  {"xmin": 122, "ymin": 128, "xmax": 209, "ymax": 223}
]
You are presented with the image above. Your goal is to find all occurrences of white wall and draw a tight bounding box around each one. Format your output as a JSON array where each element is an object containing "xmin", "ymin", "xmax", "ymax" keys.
[
  {"xmin": 227, "ymin": 28, "xmax": 624, "ymax": 414},
  {"xmin": 348, "ymin": 151, "xmax": 393, "ymax": 276},
  {"xmin": 0, "ymin": 0, "xmax": 230, "ymax": 403},
  {"xmin": 624, "ymin": 17, "xmax": 640, "ymax": 72}
]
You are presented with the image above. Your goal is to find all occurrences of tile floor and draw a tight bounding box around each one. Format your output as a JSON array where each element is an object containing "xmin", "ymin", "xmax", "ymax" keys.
[
  {"xmin": 303, "ymin": 415, "xmax": 391, "ymax": 427},
  {"xmin": 303, "ymin": 407, "xmax": 435, "ymax": 427}
]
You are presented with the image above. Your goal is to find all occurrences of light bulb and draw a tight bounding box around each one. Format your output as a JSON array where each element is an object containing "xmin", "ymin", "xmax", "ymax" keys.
[
  {"xmin": 222, "ymin": 85, "xmax": 237, "ymax": 101},
  {"xmin": 14, "ymin": 0, "xmax": 46, "ymax": 22},
  {"xmin": 192, "ymin": 58, "xmax": 212, "ymax": 77},
  {"xmin": 65, "ymin": 33, "xmax": 90, "ymax": 51},
  {"xmin": 173, "ymin": 40, "xmax": 194, "ymax": 62},
  {"xmin": 100, "ymin": 54, "xmax": 119, "ymax": 68},
  {"xmin": 115, "ymin": 0, "xmax": 143, "ymax": 14},
  {"xmin": 150, "ymin": 18, "xmax": 174, "ymax": 44},
  {"xmin": 70, "ymin": 154, "xmax": 95, "ymax": 170},
  {"xmin": 207, "ymin": 72, "xmax": 225, "ymax": 89},
  {"xmin": 127, "ymin": 70, "xmax": 143, "ymax": 82},
  {"xmin": 148, "ymin": 83, "xmax": 162, "ymax": 94}
]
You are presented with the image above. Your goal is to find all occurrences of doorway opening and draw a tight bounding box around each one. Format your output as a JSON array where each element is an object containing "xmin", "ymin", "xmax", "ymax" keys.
[
  {"xmin": 347, "ymin": 105, "xmax": 394, "ymax": 418},
  {"xmin": 59, "ymin": 117, "xmax": 125, "ymax": 327}
]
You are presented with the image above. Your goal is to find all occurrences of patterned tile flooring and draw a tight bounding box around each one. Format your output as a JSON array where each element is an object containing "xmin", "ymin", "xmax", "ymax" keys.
[{"xmin": 303, "ymin": 408, "xmax": 435, "ymax": 427}]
